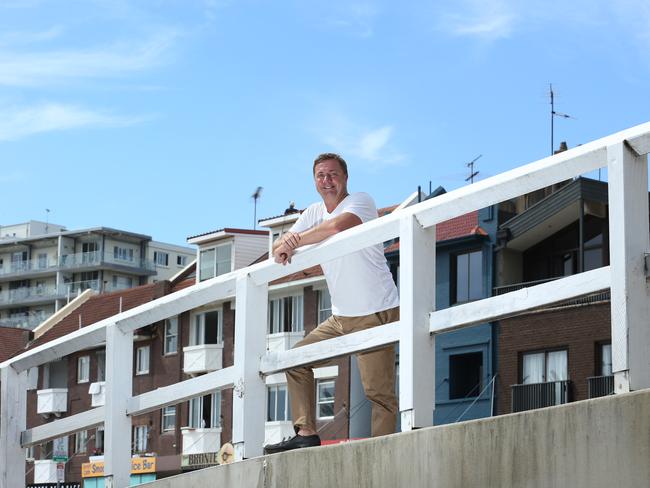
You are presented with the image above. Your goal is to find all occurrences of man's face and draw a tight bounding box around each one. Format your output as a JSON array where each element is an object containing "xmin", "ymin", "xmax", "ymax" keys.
[{"xmin": 314, "ymin": 159, "xmax": 348, "ymax": 202}]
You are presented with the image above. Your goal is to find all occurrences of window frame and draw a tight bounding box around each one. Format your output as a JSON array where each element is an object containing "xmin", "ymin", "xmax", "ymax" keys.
[
  {"xmin": 199, "ymin": 242, "xmax": 232, "ymax": 282},
  {"xmin": 316, "ymin": 379, "xmax": 336, "ymax": 420},
  {"xmin": 190, "ymin": 308, "xmax": 222, "ymax": 346},
  {"xmin": 74, "ymin": 430, "xmax": 88, "ymax": 454},
  {"xmin": 77, "ymin": 355, "xmax": 90, "ymax": 384},
  {"xmin": 164, "ymin": 317, "xmax": 179, "ymax": 355},
  {"xmin": 161, "ymin": 405, "xmax": 176, "ymax": 432},
  {"xmin": 520, "ymin": 348, "xmax": 568, "ymax": 384},
  {"xmin": 154, "ymin": 251, "xmax": 169, "ymax": 267},
  {"xmin": 318, "ymin": 288, "xmax": 332, "ymax": 323},
  {"xmin": 266, "ymin": 384, "xmax": 290, "ymax": 422},
  {"xmin": 135, "ymin": 345, "xmax": 150, "ymax": 375},
  {"xmin": 451, "ymin": 248, "xmax": 484, "ymax": 305},
  {"xmin": 133, "ymin": 425, "xmax": 148, "ymax": 453},
  {"xmin": 268, "ymin": 294, "xmax": 304, "ymax": 334}
]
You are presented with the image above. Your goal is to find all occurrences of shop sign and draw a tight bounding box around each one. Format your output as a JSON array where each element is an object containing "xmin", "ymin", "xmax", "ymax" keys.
[
  {"xmin": 81, "ymin": 457, "xmax": 156, "ymax": 478},
  {"xmin": 181, "ymin": 452, "xmax": 220, "ymax": 469}
]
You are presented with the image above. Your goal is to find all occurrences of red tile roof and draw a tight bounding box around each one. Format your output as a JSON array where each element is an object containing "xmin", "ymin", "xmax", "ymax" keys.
[
  {"xmin": 0, "ymin": 327, "xmax": 31, "ymax": 363},
  {"xmin": 23, "ymin": 282, "xmax": 169, "ymax": 352},
  {"xmin": 436, "ymin": 210, "xmax": 481, "ymax": 242},
  {"xmin": 171, "ymin": 278, "xmax": 195, "ymax": 293}
]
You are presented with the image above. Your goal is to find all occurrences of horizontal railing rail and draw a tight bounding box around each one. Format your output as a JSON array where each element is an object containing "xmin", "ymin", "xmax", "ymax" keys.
[{"xmin": 1, "ymin": 121, "xmax": 649, "ymax": 488}]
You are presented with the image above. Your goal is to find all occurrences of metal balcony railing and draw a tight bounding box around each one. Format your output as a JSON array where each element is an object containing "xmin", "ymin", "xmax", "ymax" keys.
[
  {"xmin": 493, "ymin": 277, "xmax": 560, "ymax": 295},
  {"xmin": 511, "ymin": 380, "xmax": 571, "ymax": 412},
  {"xmin": 1, "ymin": 122, "xmax": 649, "ymax": 488},
  {"xmin": 0, "ymin": 313, "xmax": 51, "ymax": 329},
  {"xmin": 588, "ymin": 375, "xmax": 615, "ymax": 398},
  {"xmin": 0, "ymin": 286, "xmax": 65, "ymax": 306}
]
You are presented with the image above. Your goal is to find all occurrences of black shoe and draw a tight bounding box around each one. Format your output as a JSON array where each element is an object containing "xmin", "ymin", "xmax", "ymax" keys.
[{"xmin": 263, "ymin": 434, "xmax": 321, "ymax": 455}]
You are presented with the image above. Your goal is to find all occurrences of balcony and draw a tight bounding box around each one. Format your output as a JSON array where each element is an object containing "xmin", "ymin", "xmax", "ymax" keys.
[
  {"xmin": 89, "ymin": 381, "xmax": 106, "ymax": 407},
  {"xmin": 511, "ymin": 380, "xmax": 571, "ymax": 413},
  {"xmin": 264, "ymin": 421, "xmax": 295, "ymax": 446},
  {"xmin": 266, "ymin": 331, "xmax": 305, "ymax": 352},
  {"xmin": 181, "ymin": 427, "xmax": 222, "ymax": 455},
  {"xmin": 0, "ymin": 256, "xmax": 59, "ymax": 279},
  {"xmin": 0, "ymin": 312, "xmax": 51, "ymax": 329},
  {"xmin": 33, "ymin": 460, "xmax": 58, "ymax": 483},
  {"xmin": 0, "ymin": 284, "xmax": 65, "ymax": 307},
  {"xmin": 58, "ymin": 251, "xmax": 156, "ymax": 274},
  {"xmin": 588, "ymin": 375, "xmax": 615, "ymax": 398},
  {"xmin": 37, "ymin": 388, "xmax": 68, "ymax": 416},
  {"xmin": 183, "ymin": 344, "xmax": 223, "ymax": 375}
]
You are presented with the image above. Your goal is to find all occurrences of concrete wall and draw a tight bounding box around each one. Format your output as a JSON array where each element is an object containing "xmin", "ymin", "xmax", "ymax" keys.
[{"xmin": 141, "ymin": 389, "xmax": 650, "ymax": 488}]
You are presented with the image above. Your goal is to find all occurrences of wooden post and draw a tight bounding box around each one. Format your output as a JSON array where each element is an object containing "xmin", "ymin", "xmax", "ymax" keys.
[
  {"xmin": 0, "ymin": 366, "xmax": 27, "ymax": 488},
  {"xmin": 399, "ymin": 215, "xmax": 436, "ymax": 430},
  {"xmin": 104, "ymin": 324, "xmax": 133, "ymax": 488},
  {"xmin": 232, "ymin": 274, "xmax": 267, "ymax": 460},
  {"xmin": 607, "ymin": 141, "xmax": 650, "ymax": 392}
]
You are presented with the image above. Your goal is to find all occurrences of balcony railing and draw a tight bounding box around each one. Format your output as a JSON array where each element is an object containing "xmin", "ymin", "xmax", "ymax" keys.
[
  {"xmin": 183, "ymin": 344, "xmax": 224, "ymax": 375},
  {"xmin": 0, "ymin": 313, "xmax": 51, "ymax": 329},
  {"xmin": 493, "ymin": 277, "xmax": 560, "ymax": 295},
  {"xmin": 0, "ymin": 257, "xmax": 58, "ymax": 277},
  {"xmin": 181, "ymin": 427, "xmax": 222, "ymax": 455},
  {"xmin": 588, "ymin": 375, "xmax": 615, "ymax": 399},
  {"xmin": 511, "ymin": 380, "xmax": 571, "ymax": 413},
  {"xmin": 36, "ymin": 388, "xmax": 68, "ymax": 416},
  {"xmin": 0, "ymin": 285, "xmax": 65, "ymax": 306},
  {"xmin": 1, "ymin": 122, "xmax": 648, "ymax": 487}
]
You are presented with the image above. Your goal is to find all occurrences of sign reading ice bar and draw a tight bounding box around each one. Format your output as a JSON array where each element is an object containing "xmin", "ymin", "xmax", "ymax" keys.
[
  {"xmin": 181, "ymin": 452, "xmax": 220, "ymax": 469},
  {"xmin": 81, "ymin": 457, "xmax": 156, "ymax": 478}
]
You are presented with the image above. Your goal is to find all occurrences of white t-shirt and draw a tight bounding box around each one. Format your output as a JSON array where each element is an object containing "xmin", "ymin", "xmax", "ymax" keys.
[{"xmin": 290, "ymin": 192, "xmax": 399, "ymax": 317}]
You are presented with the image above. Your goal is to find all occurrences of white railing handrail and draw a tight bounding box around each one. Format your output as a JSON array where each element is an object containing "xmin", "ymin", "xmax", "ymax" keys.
[
  {"xmin": 1, "ymin": 121, "xmax": 650, "ymax": 487},
  {"xmin": 3, "ymin": 121, "xmax": 650, "ymax": 374}
]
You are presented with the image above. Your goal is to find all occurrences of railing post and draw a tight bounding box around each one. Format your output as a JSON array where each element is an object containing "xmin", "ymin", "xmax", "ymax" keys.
[
  {"xmin": 399, "ymin": 215, "xmax": 436, "ymax": 430},
  {"xmin": 0, "ymin": 365, "xmax": 27, "ymax": 488},
  {"xmin": 232, "ymin": 274, "xmax": 267, "ymax": 460},
  {"xmin": 104, "ymin": 324, "xmax": 133, "ymax": 488},
  {"xmin": 607, "ymin": 141, "xmax": 650, "ymax": 393}
]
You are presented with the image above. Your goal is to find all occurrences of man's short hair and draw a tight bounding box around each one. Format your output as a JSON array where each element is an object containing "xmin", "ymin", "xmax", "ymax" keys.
[{"xmin": 313, "ymin": 153, "xmax": 348, "ymax": 176}]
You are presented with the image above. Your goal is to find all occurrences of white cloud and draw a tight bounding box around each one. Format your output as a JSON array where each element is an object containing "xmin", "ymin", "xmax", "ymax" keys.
[
  {"xmin": 321, "ymin": 2, "xmax": 379, "ymax": 38},
  {"xmin": 314, "ymin": 110, "xmax": 405, "ymax": 168},
  {"xmin": 0, "ymin": 103, "xmax": 148, "ymax": 141},
  {"xmin": 0, "ymin": 25, "xmax": 64, "ymax": 46},
  {"xmin": 0, "ymin": 29, "xmax": 179, "ymax": 87},
  {"xmin": 440, "ymin": 0, "xmax": 515, "ymax": 40}
]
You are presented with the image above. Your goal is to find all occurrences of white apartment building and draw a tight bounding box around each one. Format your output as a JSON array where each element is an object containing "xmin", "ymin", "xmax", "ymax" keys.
[{"xmin": 0, "ymin": 221, "xmax": 194, "ymax": 330}]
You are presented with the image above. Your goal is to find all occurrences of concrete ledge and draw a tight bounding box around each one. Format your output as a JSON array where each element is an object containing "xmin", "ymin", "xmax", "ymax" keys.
[{"xmin": 142, "ymin": 390, "xmax": 650, "ymax": 488}]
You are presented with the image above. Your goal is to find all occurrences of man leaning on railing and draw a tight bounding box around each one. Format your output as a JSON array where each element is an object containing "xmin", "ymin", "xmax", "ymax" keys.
[{"xmin": 263, "ymin": 153, "xmax": 400, "ymax": 454}]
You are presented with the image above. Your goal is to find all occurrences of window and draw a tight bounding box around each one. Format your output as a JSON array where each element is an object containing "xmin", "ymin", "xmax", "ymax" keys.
[
  {"xmin": 177, "ymin": 255, "xmax": 187, "ymax": 267},
  {"xmin": 113, "ymin": 246, "xmax": 134, "ymax": 262},
  {"xmin": 133, "ymin": 425, "xmax": 148, "ymax": 453},
  {"xmin": 95, "ymin": 428, "xmax": 104, "ymax": 452},
  {"xmin": 77, "ymin": 356, "xmax": 90, "ymax": 383},
  {"xmin": 154, "ymin": 251, "xmax": 169, "ymax": 267},
  {"xmin": 584, "ymin": 233, "xmax": 604, "ymax": 272},
  {"xmin": 112, "ymin": 275, "xmax": 133, "ymax": 290},
  {"xmin": 190, "ymin": 310, "xmax": 222, "ymax": 346},
  {"xmin": 318, "ymin": 289, "xmax": 332, "ymax": 323},
  {"xmin": 316, "ymin": 379, "xmax": 335, "ymax": 419},
  {"xmin": 38, "ymin": 253, "xmax": 48, "ymax": 269},
  {"xmin": 162, "ymin": 406, "xmax": 176, "ymax": 432},
  {"xmin": 81, "ymin": 242, "xmax": 99, "ymax": 263},
  {"xmin": 453, "ymin": 250, "xmax": 483, "ymax": 304},
  {"xmin": 268, "ymin": 295, "xmax": 304, "ymax": 334},
  {"xmin": 267, "ymin": 385, "xmax": 290, "ymax": 421},
  {"xmin": 97, "ymin": 351, "xmax": 106, "ymax": 382},
  {"xmin": 188, "ymin": 392, "xmax": 221, "ymax": 428},
  {"xmin": 74, "ymin": 430, "xmax": 88, "ymax": 453},
  {"xmin": 449, "ymin": 352, "xmax": 483, "ymax": 399},
  {"xmin": 522, "ymin": 350, "xmax": 568, "ymax": 384},
  {"xmin": 136, "ymin": 346, "xmax": 150, "ymax": 375},
  {"xmin": 164, "ymin": 317, "xmax": 179, "ymax": 355},
  {"xmin": 199, "ymin": 244, "xmax": 232, "ymax": 281},
  {"xmin": 600, "ymin": 343, "xmax": 612, "ymax": 376}
]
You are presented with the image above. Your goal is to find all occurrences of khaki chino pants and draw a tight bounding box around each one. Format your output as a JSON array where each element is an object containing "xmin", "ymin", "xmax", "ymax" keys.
[{"xmin": 286, "ymin": 306, "xmax": 399, "ymax": 437}]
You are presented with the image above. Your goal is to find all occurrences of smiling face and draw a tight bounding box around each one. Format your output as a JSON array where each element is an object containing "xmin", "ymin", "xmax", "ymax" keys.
[{"xmin": 313, "ymin": 158, "xmax": 349, "ymax": 211}]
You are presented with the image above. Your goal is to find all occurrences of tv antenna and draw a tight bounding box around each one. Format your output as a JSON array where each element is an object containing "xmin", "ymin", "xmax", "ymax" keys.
[
  {"xmin": 251, "ymin": 186, "xmax": 263, "ymax": 229},
  {"xmin": 549, "ymin": 83, "xmax": 575, "ymax": 155},
  {"xmin": 465, "ymin": 154, "xmax": 482, "ymax": 184},
  {"xmin": 45, "ymin": 208, "xmax": 50, "ymax": 233}
]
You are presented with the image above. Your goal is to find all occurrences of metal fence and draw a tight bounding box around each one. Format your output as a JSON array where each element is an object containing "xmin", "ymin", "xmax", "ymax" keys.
[
  {"xmin": 588, "ymin": 375, "xmax": 615, "ymax": 399},
  {"xmin": 511, "ymin": 380, "xmax": 571, "ymax": 412}
]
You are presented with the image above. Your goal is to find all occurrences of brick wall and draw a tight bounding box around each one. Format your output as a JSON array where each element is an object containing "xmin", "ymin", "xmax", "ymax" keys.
[{"xmin": 497, "ymin": 302, "xmax": 611, "ymax": 415}]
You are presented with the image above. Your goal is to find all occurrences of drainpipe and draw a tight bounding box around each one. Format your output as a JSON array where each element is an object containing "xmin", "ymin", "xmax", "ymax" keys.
[{"xmin": 578, "ymin": 197, "xmax": 584, "ymax": 273}]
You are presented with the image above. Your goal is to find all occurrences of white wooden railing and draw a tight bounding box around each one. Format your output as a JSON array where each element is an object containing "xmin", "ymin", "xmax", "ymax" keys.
[{"xmin": 2, "ymin": 122, "xmax": 650, "ymax": 488}]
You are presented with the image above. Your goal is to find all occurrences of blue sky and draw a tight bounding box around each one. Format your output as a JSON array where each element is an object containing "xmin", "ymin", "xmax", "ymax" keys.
[{"xmin": 1, "ymin": 0, "xmax": 649, "ymax": 246}]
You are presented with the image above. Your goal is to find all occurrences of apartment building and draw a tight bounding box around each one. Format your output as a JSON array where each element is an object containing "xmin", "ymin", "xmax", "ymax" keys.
[
  {"xmin": 0, "ymin": 221, "xmax": 194, "ymax": 331},
  {"xmin": 494, "ymin": 177, "xmax": 616, "ymax": 414}
]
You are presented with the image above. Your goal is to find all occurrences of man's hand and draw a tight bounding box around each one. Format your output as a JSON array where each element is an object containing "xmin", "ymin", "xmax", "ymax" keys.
[
  {"xmin": 273, "ymin": 242, "xmax": 295, "ymax": 265},
  {"xmin": 281, "ymin": 231, "xmax": 301, "ymax": 251}
]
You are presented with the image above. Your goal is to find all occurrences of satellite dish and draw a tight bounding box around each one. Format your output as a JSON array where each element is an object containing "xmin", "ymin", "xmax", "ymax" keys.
[{"xmin": 218, "ymin": 442, "xmax": 235, "ymax": 465}]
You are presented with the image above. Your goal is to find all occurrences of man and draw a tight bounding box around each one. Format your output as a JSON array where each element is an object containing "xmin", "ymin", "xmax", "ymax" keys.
[{"xmin": 263, "ymin": 153, "xmax": 400, "ymax": 455}]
